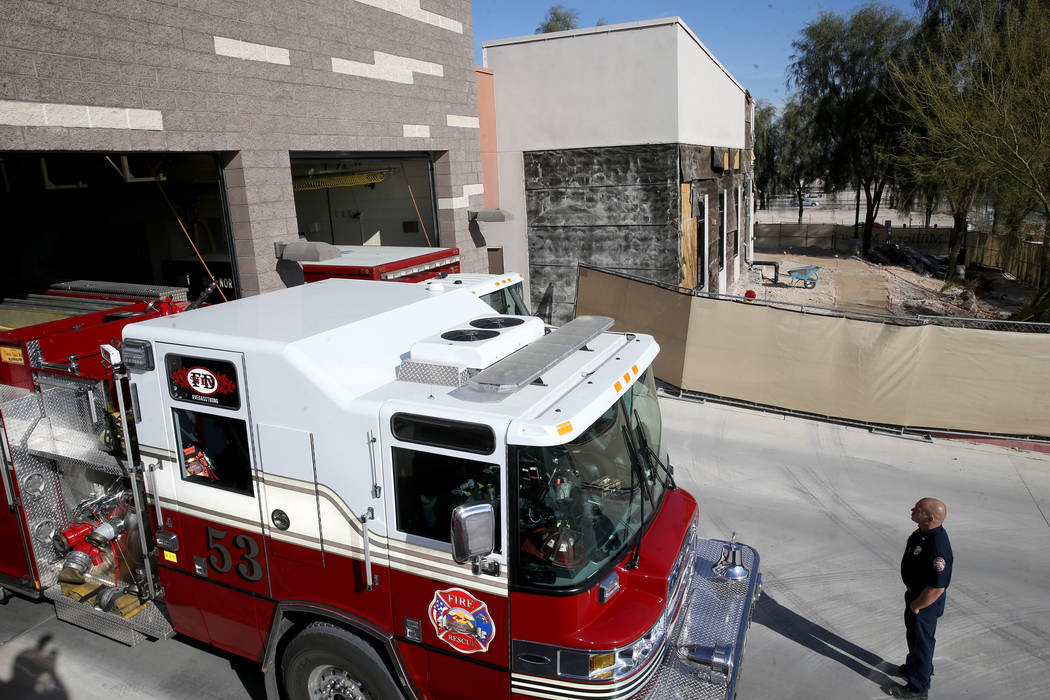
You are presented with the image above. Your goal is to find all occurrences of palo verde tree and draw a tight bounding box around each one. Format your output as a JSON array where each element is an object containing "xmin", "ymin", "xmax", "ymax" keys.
[
  {"xmin": 894, "ymin": 0, "xmax": 1050, "ymax": 317},
  {"xmin": 789, "ymin": 4, "xmax": 913, "ymax": 254},
  {"xmin": 536, "ymin": 6, "xmax": 580, "ymax": 33}
]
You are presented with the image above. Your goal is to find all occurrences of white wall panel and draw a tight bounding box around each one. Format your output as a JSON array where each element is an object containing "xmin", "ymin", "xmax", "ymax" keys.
[
  {"xmin": 675, "ymin": 26, "xmax": 746, "ymax": 148},
  {"xmin": 486, "ymin": 24, "xmax": 680, "ymax": 152}
]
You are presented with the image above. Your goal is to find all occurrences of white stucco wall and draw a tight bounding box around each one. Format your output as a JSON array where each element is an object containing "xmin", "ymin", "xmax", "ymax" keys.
[
  {"xmin": 675, "ymin": 25, "xmax": 746, "ymax": 149},
  {"xmin": 484, "ymin": 22, "xmax": 680, "ymax": 152},
  {"xmin": 483, "ymin": 18, "xmax": 747, "ymax": 152}
]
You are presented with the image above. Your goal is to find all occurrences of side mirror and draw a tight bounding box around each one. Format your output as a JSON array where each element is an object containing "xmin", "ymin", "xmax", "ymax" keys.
[{"xmin": 451, "ymin": 502, "xmax": 495, "ymax": 564}]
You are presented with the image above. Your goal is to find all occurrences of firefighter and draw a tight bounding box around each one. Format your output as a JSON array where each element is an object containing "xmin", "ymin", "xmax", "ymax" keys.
[{"xmin": 890, "ymin": 498, "xmax": 952, "ymax": 699}]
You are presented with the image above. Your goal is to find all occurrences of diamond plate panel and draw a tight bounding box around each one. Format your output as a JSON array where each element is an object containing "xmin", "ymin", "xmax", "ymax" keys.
[
  {"xmin": 640, "ymin": 538, "xmax": 761, "ymax": 700},
  {"xmin": 397, "ymin": 360, "xmax": 473, "ymax": 387},
  {"xmin": 52, "ymin": 593, "xmax": 146, "ymax": 645},
  {"xmin": 26, "ymin": 379, "xmax": 125, "ymax": 476},
  {"xmin": 49, "ymin": 280, "xmax": 189, "ymax": 303},
  {"xmin": 2, "ymin": 387, "xmax": 145, "ymax": 595},
  {"xmin": 46, "ymin": 585, "xmax": 173, "ymax": 644},
  {"xmin": 4, "ymin": 392, "xmax": 68, "ymax": 589}
]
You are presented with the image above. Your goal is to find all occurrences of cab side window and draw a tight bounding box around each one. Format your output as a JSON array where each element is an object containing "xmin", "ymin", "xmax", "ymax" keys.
[
  {"xmin": 173, "ymin": 408, "xmax": 254, "ymax": 496},
  {"xmin": 393, "ymin": 447, "xmax": 500, "ymax": 550}
]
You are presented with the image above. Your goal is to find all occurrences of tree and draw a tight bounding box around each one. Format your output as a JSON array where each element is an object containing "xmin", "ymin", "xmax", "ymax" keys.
[
  {"xmin": 536, "ymin": 6, "xmax": 580, "ymax": 33},
  {"xmin": 753, "ymin": 100, "xmax": 780, "ymax": 210},
  {"xmin": 894, "ymin": 0, "xmax": 1050, "ymax": 314},
  {"xmin": 789, "ymin": 5, "xmax": 913, "ymax": 254},
  {"xmin": 777, "ymin": 98, "xmax": 823, "ymax": 223}
]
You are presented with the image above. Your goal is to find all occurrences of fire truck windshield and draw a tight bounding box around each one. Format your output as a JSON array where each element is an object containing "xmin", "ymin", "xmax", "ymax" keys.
[{"xmin": 512, "ymin": 368, "xmax": 664, "ymax": 590}]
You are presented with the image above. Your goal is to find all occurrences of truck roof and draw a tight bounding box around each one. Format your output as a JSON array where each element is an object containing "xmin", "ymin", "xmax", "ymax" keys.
[{"xmin": 126, "ymin": 278, "xmax": 656, "ymax": 446}]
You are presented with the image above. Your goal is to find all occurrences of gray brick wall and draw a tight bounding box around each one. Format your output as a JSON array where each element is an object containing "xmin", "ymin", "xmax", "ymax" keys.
[{"xmin": 0, "ymin": 0, "xmax": 485, "ymax": 296}]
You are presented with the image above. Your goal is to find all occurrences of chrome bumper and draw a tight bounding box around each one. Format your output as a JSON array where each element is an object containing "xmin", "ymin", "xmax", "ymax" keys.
[{"xmin": 643, "ymin": 538, "xmax": 762, "ymax": 700}]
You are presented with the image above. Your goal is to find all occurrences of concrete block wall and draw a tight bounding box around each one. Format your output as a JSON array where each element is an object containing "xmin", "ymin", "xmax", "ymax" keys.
[{"xmin": 0, "ymin": 0, "xmax": 485, "ymax": 295}]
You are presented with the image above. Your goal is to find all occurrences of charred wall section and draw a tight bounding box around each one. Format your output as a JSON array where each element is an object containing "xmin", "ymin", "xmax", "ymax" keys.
[
  {"xmin": 680, "ymin": 145, "xmax": 745, "ymax": 292},
  {"xmin": 524, "ymin": 145, "xmax": 681, "ymax": 324}
]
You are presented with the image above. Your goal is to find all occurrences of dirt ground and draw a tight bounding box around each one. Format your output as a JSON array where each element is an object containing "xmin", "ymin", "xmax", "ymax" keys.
[{"xmin": 730, "ymin": 250, "xmax": 1034, "ymax": 319}]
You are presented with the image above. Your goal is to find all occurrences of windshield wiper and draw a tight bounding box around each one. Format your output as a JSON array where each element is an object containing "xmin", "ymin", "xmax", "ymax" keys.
[
  {"xmin": 633, "ymin": 410, "xmax": 676, "ymax": 491},
  {"xmin": 620, "ymin": 424, "xmax": 649, "ymax": 570}
]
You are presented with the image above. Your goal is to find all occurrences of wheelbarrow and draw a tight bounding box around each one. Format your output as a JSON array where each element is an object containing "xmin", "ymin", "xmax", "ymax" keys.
[{"xmin": 786, "ymin": 265, "xmax": 819, "ymax": 289}]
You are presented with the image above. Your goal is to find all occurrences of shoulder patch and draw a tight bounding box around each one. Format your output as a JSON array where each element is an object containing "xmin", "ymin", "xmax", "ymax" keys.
[{"xmin": 933, "ymin": 557, "xmax": 946, "ymax": 572}]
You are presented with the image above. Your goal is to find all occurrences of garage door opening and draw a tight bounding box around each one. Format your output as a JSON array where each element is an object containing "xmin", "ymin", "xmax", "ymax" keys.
[
  {"xmin": 0, "ymin": 152, "xmax": 234, "ymax": 303},
  {"xmin": 290, "ymin": 153, "xmax": 438, "ymax": 248}
]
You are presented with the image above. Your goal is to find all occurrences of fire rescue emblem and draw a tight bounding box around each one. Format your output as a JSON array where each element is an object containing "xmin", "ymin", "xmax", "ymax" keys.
[
  {"xmin": 428, "ymin": 588, "xmax": 495, "ymax": 654},
  {"xmin": 933, "ymin": 556, "xmax": 946, "ymax": 572}
]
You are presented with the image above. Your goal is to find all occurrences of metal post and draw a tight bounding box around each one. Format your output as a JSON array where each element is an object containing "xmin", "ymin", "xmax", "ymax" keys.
[
  {"xmin": 114, "ymin": 371, "xmax": 158, "ymax": 600},
  {"xmin": 360, "ymin": 507, "xmax": 375, "ymax": 591}
]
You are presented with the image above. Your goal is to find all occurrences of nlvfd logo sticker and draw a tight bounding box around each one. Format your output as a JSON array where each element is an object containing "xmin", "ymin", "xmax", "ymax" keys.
[
  {"xmin": 428, "ymin": 588, "xmax": 495, "ymax": 654},
  {"xmin": 166, "ymin": 355, "xmax": 240, "ymax": 410}
]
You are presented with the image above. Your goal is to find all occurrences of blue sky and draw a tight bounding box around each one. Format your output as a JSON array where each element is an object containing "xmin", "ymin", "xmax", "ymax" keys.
[{"xmin": 472, "ymin": 1, "xmax": 920, "ymax": 108}]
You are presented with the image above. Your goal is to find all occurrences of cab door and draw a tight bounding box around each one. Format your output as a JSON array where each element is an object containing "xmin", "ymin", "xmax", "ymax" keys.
[
  {"xmin": 152, "ymin": 344, "xmax": 271, "ymax": 659},
  {"xmin": 380, "ymin": 406, "xmax": 511, "ymax": 700},
  {"xmin": 0, "ymin": 408, "xmax": 36, "ymax": 594}
]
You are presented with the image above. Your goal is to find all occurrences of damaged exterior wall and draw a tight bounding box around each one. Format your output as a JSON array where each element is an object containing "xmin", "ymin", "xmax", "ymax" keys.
[
  {"xmin": 526, "ymin": 145, "xmax": 680, "ymax": 323},
  {"xmin": 527, "ymin": 143, "xmax": 747, "ymax": 323},
  {"xmin": 483, "ymin": 18, "xmax": 752, "ymax": 320}
]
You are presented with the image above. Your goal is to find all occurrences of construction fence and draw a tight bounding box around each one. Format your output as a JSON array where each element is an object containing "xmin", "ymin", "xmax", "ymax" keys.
[
  {"xmin": 756, "ymin": 224, "xmax": 1045, "ymax": 288},
  {"xmin": 755, "ymin": 223, "xmax": 950, "ymax": 254},
  {"xmin": 968, "ymin": 232, "xmax": 1044, "ymax": 289},
  {"xmin": 576, "ymin": 266, "xmax": 1050, "ymax": 438}
]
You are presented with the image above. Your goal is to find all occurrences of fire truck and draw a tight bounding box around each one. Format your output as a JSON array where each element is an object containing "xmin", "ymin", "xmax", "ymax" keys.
[
  {"xmin": 280, "ymin": 240, "xmax": 531, "ymax": 317},
  {"xmin": 296, "ymin": 244, "xmax": 462, "ymax": 284},
  {"xmin": 0, "ymin": 277, "xmax": 761, "ymax": 700}
]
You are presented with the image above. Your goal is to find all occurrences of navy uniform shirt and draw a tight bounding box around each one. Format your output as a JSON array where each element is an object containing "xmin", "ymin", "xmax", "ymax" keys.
[{"xmin": 901, "ymin": 525, "xmax": 953, "ymax": 593}]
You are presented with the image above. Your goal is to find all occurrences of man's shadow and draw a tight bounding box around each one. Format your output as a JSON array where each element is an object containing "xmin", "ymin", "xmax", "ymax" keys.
[
  {"xmin": 0, "ymin": 634, "xmax": 69, "ymax": 700},
  {"xmin": 754, "ymin": 594, "xmax": 898, "ymax": 687}
]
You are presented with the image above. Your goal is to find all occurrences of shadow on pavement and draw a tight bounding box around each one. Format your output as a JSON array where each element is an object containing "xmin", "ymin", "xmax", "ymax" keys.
[
  {"xmin": 753, "ymin": 594, "xmax": 898, "ymax": 688},
  {"xmin": 0, "ymin": 634, "xmax": 69, "ymax": 700},
  {"xmin": 175, "ymin": 633, "xmax": 266, "ymax": 698}
]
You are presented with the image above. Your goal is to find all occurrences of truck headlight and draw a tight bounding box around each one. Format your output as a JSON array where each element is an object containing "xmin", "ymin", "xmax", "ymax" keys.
[{"xmin": 583, "ymin": 613, "xmax": 668, "ymax": 681}]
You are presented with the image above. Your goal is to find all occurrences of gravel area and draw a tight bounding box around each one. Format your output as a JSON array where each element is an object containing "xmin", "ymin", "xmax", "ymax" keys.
[{"xmin": 732, "ymin": 251, "xmax": 1032, "ymax": 319}]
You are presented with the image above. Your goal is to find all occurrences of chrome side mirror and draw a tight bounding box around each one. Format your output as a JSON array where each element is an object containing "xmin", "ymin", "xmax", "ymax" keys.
[{"xmin": 451, "ymin": 502, "xmax": 495, "ymax": 564}]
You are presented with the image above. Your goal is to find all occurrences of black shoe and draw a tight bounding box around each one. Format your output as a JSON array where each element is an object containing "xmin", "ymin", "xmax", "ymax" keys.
[
  {"xmin": 897, "ymin": 664, "xmax": 908, "ymax": 676},
  {"xmin": 888, "ymin": 683, "xmax": 928, "ymax": 699}
]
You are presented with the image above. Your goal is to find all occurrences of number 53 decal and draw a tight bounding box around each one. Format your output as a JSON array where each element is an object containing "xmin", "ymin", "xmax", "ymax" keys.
[{"xmin": 204, "ymin": 526, "xmax": 263, "ymax": 582}]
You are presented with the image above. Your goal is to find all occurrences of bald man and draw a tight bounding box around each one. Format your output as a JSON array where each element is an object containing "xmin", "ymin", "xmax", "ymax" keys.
[{"xmin": 890, "ymin": 498, "xmax": 953, "ymax": 699}]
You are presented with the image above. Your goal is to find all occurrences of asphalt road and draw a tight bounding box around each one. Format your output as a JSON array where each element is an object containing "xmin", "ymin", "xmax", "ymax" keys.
[{"xmin": 2, "ymin": 397, "xmax": 1048, "ymax": 699}]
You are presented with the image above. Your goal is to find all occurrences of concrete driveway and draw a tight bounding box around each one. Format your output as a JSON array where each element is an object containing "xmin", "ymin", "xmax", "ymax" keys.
[
  {"xmin": 1, "ymin": 398, "xmax": 1048, "ymax": 699},
  {"xmin": 663, "ymin": 396, "xmax": 1050, "ymax": 699}
]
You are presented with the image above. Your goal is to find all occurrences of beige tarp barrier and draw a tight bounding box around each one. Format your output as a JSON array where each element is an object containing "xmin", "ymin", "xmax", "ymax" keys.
[{"xmin": 576, "ymin": 267, "xmax": 1050, "ymax": 437}]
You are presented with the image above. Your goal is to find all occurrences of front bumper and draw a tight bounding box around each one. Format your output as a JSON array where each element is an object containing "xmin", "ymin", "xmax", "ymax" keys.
[{"xmin": 641, "ymin": 538, "xmax": 762, "ymax": 700}]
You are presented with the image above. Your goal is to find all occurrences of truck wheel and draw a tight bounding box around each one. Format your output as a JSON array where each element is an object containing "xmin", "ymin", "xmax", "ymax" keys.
[{"xmin": 282, "ymin": 621, "xmax": 404, "ymax": 700}]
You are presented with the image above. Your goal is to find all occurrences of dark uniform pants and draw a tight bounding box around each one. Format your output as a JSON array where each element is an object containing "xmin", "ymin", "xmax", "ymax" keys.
[{"xmin": 904, "ymin": 591, "xmax": 945, "ymax": 691}]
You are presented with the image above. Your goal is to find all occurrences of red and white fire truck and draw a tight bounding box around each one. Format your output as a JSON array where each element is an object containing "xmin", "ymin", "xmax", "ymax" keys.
[
  {"xmin": 297, "ymin": 245, "xmax": 462, "ymax": 284},
  {"xmin": 0, "ymin": 277, "xmax": 761, "ymax": 700}
]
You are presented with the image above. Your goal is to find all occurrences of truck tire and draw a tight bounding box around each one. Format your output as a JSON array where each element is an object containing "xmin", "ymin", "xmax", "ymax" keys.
[{"xmin": 281, "ymin": 621, "xmax": 405, "ymax": 700}]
